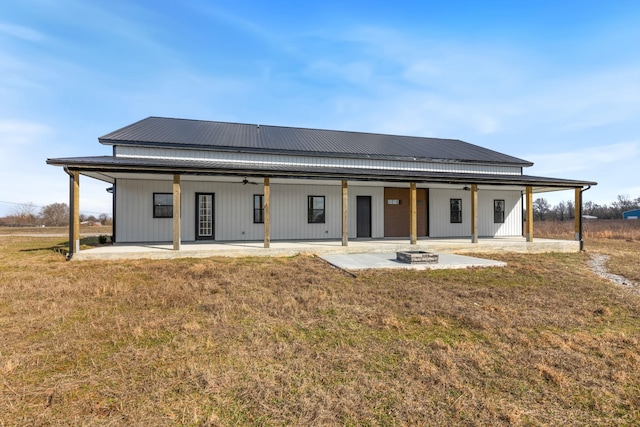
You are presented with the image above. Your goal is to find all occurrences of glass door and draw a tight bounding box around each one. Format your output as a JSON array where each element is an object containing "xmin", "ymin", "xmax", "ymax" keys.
[{"xmin": 196, "ymin": 193, "xmax": 214, "ymax": 240}]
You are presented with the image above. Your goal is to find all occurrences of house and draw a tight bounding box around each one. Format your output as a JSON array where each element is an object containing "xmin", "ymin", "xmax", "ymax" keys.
[
  {"xmin": 47, "ymin": 117, "xmax": 596, "ymax": 258},
  {"xmin": 623, "ymin": 209, "xmax": 640, "ymax": 220}
]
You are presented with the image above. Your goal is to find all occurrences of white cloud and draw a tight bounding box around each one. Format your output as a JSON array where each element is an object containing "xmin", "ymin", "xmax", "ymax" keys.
[
  {"xmin": 299, "ymin": 25, "xmax": 640, "ymax": 156},
  {"xmin": 0, "ymin": 22, "xmax": 45, "ymax": 41},
  {"xmin": 307, "ymin": 60, "xmax": 374, "ymax": 84},
  {"xmin": 0, "ymin": 119, "xmax": 50, "ymax": 147},
  {"xmin": 525, "ymin": 141, "xmax": 640, "ymax": 175},
  {"xmin": 510, "ymin": 67, "xmax": 640, "ymax": 133}
]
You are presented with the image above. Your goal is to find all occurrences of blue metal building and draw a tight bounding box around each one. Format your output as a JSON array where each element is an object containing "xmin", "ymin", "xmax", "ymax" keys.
[{"xmin": 623, "ymin": 209, "xmax": 640, "ymax": 219}]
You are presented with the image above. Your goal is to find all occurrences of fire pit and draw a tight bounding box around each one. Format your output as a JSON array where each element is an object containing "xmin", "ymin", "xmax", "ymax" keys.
[{"xmin": 396, "ymin": 251, "xmax": 439, "ymax": 264}]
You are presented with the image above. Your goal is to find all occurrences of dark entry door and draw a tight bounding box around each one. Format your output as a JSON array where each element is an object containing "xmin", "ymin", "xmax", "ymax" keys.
[
  {"xmin": 356, "ymin": 196, "xmax": 372, "ymax": 238},
  {"xmin": 195, "ymin": 193, "xmax": 214, "ymax": 240}
]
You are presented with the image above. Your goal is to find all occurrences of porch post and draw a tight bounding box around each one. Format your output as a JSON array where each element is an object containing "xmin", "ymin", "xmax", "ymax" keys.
[
  {"xmin": 342, "ymin": 180, "xmax": 348, "ymax": 246},
  {"xmin": 525, "ymin": 186, "xmax": 534, "ymax": 242},
  {"xmin": 574, "ymin": 187, "xmax": 581, "ymax": 241},
  {"xmin": 173, "ymin": 174, "xmax": 181, "ymax": 251},
  {"xmin": 264, "ymin": 177, "xmax": 270, "ymax": 248},
  {"xmin": 470, "ymin": 184, "xmax": 478, "ymax": 243},
  {"xmin": 410, "ymin": 182, "xmax": 417, "ymax": 245},
  {"xmin": 69, "ymin": 171, "xmax": 80, "ymax": 255}
]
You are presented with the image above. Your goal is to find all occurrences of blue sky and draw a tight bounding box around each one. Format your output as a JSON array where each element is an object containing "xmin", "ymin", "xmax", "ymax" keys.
[{"xmin": 2, "ymin": 0, "xmax": 639, "ymax": 217}]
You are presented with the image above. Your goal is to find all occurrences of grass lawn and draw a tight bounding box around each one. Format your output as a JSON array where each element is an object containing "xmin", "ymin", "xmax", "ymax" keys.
[{"xmin": 1, "ymin": 235, "xmax": 639, "ymax": 425}]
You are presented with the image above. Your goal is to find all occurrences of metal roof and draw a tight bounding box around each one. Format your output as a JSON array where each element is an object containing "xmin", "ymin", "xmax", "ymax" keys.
[
  {"xmin": 46, "ymin": 155, "xmax": 596, "ymax": 188},
  {"xmin": 98, "ymin": 117, "xmax": 533, "ymax": 166}
]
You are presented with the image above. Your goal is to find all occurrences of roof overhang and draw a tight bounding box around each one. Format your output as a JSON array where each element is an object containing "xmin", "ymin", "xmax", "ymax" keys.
[{"xmin": 47, "ymin": 155, "xmax": 596, "ymax": 191}]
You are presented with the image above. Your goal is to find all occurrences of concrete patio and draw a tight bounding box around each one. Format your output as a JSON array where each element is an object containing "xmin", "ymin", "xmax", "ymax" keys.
[
  {"xmin": 320, "ymin": 252, "xmax": 507, "ymax": 271},
  {"xmin": 72, "ymin": 237, "xmax": 580, "ymax": 261}
]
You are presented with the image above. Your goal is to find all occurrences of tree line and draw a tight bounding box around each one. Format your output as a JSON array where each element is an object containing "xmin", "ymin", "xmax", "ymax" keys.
[
  {"xmin": 0, "ymin": 202, "xmax": 112, "ymax": 227},
  {"xmin": 533, "ymin": 194, "xmax": 640, "ymax": 221},
  {"xmin": 2, "ymin": 194, "xmax": 637, "ymax": 227}
]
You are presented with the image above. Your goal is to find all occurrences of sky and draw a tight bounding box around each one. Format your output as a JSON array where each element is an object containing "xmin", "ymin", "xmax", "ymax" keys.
[{"xmin": 2, "ymin": 0, "xmax": 640, "ymax": 217}]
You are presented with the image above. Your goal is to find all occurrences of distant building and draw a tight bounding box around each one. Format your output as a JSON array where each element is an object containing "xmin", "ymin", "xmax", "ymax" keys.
[{"xmin": 623, "ymin": 209, "xmax": 640, "ymax": 220}]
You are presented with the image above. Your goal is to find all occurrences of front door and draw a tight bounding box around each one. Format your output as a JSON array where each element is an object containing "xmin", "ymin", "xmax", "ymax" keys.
[
  {"xmin": 383, "ymin": 187, "xmax": 428, "ymax": 237},
  {"xmin": 356, "ymin": 196, "xmax": 372, "ymax": 238},
  {"xmin": 195, "ymin": 193, "xmax": 214, "ymax": 240}
]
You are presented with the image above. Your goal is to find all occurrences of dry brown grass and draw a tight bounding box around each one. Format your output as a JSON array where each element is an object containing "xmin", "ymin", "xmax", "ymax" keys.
[
  {"xmin": 535, "ymin": 219, "xmax": 640, "ymax": 241},
  {"xmin": 0, "ymin": 225, "xmax": 112, "ymax": 236},
  {"xmin": 585, "ymin": 239, "xmax": 640, "ymax": 284},
  {"xmin": 1, "ymin": 235, "xmax": 640, "ymax": 425},
  {"xmin": 536, "ymin": 219, "xmax": 640, "ymax": 284}
]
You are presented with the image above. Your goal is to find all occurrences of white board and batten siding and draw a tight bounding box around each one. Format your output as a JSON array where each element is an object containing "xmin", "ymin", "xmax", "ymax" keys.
[
  {"xmin": 429, "ymin": 189, "xmax": 522, "ymax": 238},
  {"xmin": 348, "ymin": 186, "xmax": 384, "ymax": 239},
  {"xmin": 115, "ymin": 178, "xmax": 523, "ymax": 243},
  {"xmin": 115, "ymin": 179, "xmax": 173, "ymax": 243},
  {"xmin": 115, "ymin": 178, "xmax": 385, "ymax": 242},
  {"xmin": 114, "ymin": 146, "xmax": 522, "ymax": 175}
]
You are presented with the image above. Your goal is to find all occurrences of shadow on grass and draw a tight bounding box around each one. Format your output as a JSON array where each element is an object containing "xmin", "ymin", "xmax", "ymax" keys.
[{"xmin": 19, "ymin": 236, "xmax": 105, "ymax": 256}]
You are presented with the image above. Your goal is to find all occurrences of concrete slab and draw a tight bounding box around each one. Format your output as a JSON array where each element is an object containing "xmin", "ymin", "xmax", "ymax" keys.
[
  {"xmin": 68, "ymin": 237, "xmax": 579, "ymax": 261},
  {"xmin": 320, "ymin": 252, "xmax": 507, "ymax": 271}
]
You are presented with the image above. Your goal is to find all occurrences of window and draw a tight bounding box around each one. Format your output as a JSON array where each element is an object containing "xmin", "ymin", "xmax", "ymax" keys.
[
  {"xmin": 494, "ymin": 199, "xmax": 505, "ymax": 223},
  {"xmin": 153, "ymin": 193, "xmax": 173, "ymax": 218},
  {"xmin": 450, "ymin": 198, "xmax": 462, "ymax": 223},
  {"xmin": 254, "ymin": 194, "xmax": 264, "ymax": 223},
  {"xmin": 308, "ymin": 196, "xmax": 325, "ymax": 223}
]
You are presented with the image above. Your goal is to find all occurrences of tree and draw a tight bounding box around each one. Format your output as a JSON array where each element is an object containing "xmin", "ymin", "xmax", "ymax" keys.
[
  {"xmin": 554, "ymin": 201, "xmax": 567, "ymax": 221},
  {"xmin": 566, "ymin": 200, "xmax": 574, "ymax": 219},
  {"xmin": 40, "ymin": 203, "xmax": 69, "ymax": 226},
  {"xmin": 611, "ymin": 195, "xmax": 633, "ymax": 218},
  {"xmin": 533, "ymin": 198, "xmax": 550, "ymax": 221},
  {"xmin": 10, "ymin": 202, "xmax": 38, "ymax": 226},
  {"xmin": 98, "ymin": 213, "xmax": 113, "ymax": 225}
]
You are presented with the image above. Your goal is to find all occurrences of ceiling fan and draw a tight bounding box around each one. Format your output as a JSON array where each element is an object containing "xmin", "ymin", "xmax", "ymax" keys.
[{"xmin": 236, "ymin": 177, "xmax": 259, "ymax": 185}]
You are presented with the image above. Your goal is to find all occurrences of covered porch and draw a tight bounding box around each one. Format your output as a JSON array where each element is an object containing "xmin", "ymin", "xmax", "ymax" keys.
[{"xmin": 58, "ymin": 168, "xmax": 585, "ymax": 259}]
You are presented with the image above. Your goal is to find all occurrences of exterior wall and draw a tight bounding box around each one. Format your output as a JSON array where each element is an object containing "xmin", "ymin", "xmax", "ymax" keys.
[
  {"xmin": 348, "ymin": 186, "xmax": 384, "ymax": 238},
  {"xmin": 115, "ymin": 178, "xmax": 522, "ymax": 243},
  {"xmin": 429, "ymin": 188, "xmax": 522, "ymax": 238},
  {"xmin": 270, "ymin": 184, "xmax": 341, "ymax": 240},
  {"xmin": 114, "ymin": 145, "xmax": 522, "ymax": 175},
  {"xmin": 115, "ymin": 178, "xmax": 175, "ymax": 243},
  {"xmin": 115, "ymin": 178, "xmax": 385, "ymax": 242},
  {"xmin": 477, "ymin": 190, "xmax": 523, "ymax": 237}
]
